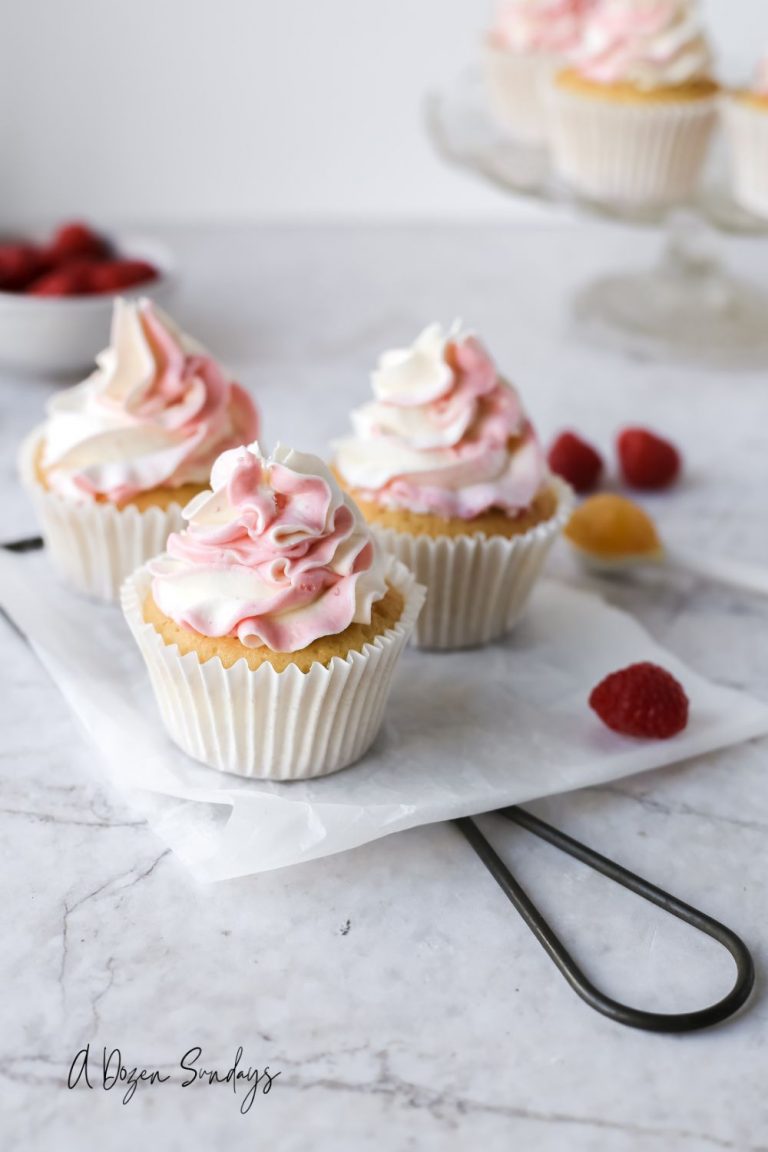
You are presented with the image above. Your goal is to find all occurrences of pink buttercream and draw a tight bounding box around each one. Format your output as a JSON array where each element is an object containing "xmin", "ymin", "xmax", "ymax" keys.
[
  {"xmin": 491, "ymin": 0, "xmax": 595, "ymax": 55},
  {"xmin": 151, "ymin": 444, "xmax": 389, "ymax": 653},
  {"xmin": 574, "ymin": 0, "xmax": 714, "ymax": 89},
  {"xmin": 333, "ymin": 325, "xmax": 548, "ymax": 520},
  {"xmin": 756, "ymin": 53, "xmax": 768, "ymax": 97},
  {"xmin": 41, "ymin": 299, "xmax": 260, "ymax": 504}
]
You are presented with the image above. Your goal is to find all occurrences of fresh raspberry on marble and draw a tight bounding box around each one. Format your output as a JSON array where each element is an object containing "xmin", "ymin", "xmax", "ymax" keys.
[
  {"xmin": 547, "ymin": 430, "xmax": 604, "ymax": 494},
  {"xmin": 617, "ymin": 428, "xmax": 681, "ymax": 491},
  {"xmin": 590, "ymin": 662, "xmax": 689, "ymax": 740}
]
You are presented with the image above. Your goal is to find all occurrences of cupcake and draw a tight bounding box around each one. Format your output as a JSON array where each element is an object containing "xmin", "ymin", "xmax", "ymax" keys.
[
  {"xmin": 122, "ymin": 443, "xmax": 424, "ymax": 780},
  {"xmin": 724, "ymin": 52, "xmax": 768, "ymax": 219},
  {"xmin": 549, "ymin": 0, "xmax": 719, "ymax": 208},
  {"xmin": 485, "ymin": 0, "xmax": 595, "ymax": 145},
  {"xmin": 19, "ymin": 298, "xmax": 259, "ymax": 601},
  {"xmin": 332, "ymin": 322, "xmax": 573, "ymax": 650}
]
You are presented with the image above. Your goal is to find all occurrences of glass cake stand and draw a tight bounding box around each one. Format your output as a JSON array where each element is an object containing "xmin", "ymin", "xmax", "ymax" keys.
[{"xmin": 426, "ymin": 70, "xmax": 768, "ymax": 370}]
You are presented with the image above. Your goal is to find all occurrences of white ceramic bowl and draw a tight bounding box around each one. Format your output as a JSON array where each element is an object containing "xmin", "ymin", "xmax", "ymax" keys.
[{"xmin": 0, "ymin": 234, "xmax": 175, "ymax": 376}]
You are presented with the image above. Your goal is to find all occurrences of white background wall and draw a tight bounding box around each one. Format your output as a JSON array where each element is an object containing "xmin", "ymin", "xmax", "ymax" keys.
[{"xmin": 1, "ymin": 0, "xmax": 765, "ymax": 226}]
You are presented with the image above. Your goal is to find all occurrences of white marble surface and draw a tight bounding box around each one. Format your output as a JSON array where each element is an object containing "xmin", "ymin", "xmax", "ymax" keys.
[{"xmin": 2, "ymin": 222, "xmax": 768, "ymax": 1152}]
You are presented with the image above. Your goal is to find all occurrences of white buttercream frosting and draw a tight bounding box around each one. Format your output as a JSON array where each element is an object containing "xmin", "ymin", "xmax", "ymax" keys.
[
  {"xmin": 491, "ymin": 0, "xmax": 595, "ymax": 56},
  {"xmin": 150, "ymin": 443, "xmax": 389, "ymax": 653},
  {"xmin": 334, "ymin": 323, "xmax": 548, "ymax": 520},
  {"xmin": 575, "ymin": 0, "xmax": 715, "ymax": 90},
  {"xmin": 40, "ymin": 298, "xmax": 259, "ymax": 503}
]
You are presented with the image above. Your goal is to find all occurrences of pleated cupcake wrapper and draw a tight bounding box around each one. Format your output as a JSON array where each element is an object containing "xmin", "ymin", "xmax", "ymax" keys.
[
  {"xmin": 723, "ymin": 98, "xmax": 768, "ymax": 220},
  {"xmin": 121, "ymin": 560, "xmax": 425, "ymax": 781},
  {"xmin": 549, "ymin": 87, "xmax": 718, "ymax": 208},
  {"xmin": 484, "ymin": 44, "xmax": 560, "ymax": 145},
  {"xmin": 372, "ymin": 478, "xmax": 574, "ymax": 651},
  {"xmin": 19, "ymin": 429, "xmax": 183, "ymax": 602}
]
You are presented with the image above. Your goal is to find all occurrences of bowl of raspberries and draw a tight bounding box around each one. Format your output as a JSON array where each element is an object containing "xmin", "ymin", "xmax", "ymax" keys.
[{"xmin": 0, "ymin": 221, "xmax": 173, "ymax": 374}]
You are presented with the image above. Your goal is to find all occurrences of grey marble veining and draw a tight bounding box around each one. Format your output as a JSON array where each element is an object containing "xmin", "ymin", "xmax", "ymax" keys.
[{"xmin": 1, "ymin": 222, "xmax": 768, "ymax": 1152}]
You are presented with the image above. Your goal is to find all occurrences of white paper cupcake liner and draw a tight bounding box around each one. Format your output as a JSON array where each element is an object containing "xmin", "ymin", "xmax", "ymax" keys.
[
  {"xmin": 371, "ymin": 478, "xmax": 573, "ymax": 651},
  {"xmin": 723, "ymin": 97, "xmax": 768, "ymax": 220},
  {"xmin": 549, "ymin": 86, "xmax": 718, "ymax": 208},
  {"xmin": 484, "ymin": 43, "xmax": 559, "ymax": 145},
  {"xmin": 19, "ymin": 429, "xmax": 185, "ymax": 602},
  {"xmin": 121, "ymin": 560, "xmax": 425, "ymax": 781}
]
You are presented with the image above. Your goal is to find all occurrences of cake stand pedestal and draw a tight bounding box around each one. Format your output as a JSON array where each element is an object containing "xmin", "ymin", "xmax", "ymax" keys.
[{"xmin": 427, "ymin": 71, "xmax": 768, "ymax": 370}]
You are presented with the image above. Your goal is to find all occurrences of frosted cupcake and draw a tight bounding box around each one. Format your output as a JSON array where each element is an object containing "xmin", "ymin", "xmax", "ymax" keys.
[
  {"xmin": 724, "ymin": 53, "xmax": 768, "ymax": 219},
  {"xmin": 484, "ymin": 0, "xmax": 594, "ymax": 144},
  {"xmin": 333, "ymin": 323, "xmax": 573, "ymax": 650},
  {"xmin": 19, "ymin": 298, "xmax": 259, "ymax": 600},
  {"xmin": 122, "ymin": 443, "xmax": 424, "ymax": 780},
  {"xmin": 550, "ymin": 0, "xmax": 719, "ymax": 208}
]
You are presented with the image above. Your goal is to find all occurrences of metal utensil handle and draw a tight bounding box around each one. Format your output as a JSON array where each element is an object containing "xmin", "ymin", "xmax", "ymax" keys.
[
  {"xmin": 1, "ymin": 536, "xmax": 44, "ymax": 553},
  {"xmin": 457, "ymin": 806, "xmax": 754, "ymax": 1033}
]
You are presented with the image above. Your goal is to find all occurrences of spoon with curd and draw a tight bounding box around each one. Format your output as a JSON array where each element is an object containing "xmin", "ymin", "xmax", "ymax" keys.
[{"xmin": 564, "ymin": 494, "xmax": 768, "ymax": 597}]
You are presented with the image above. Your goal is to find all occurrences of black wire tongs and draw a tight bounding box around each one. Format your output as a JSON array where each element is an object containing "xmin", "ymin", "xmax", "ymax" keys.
[
  {"xmin": 2, "ymin": 535, "xmax": 756, "ymax": 1032},
  {"xmin": 458, "ymin": 807, "xmax": 754, "ymax": 1033}
]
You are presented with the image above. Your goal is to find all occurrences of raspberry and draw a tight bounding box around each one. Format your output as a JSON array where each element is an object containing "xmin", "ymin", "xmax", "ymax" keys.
[
  {"xmin": 0, "ymin": 244, "xmax": 48, "ymax": 291},
  {"xmin": 617, "ymin": 428, "xmax": 681, "ymax": 491},
  {"xmin": 28, "ymin": 261, "xmax": 94, "ymax": 296},
  {"xmin": 590, "ymin": 662, "xmax": 689, "ymax": 740},
  {"xmin": 47, "ymin": 221, "xmax": 109, "ymax": 264},
  {"xmin": 86, "ymin": 259, "xmax": 158, "ymax": 293},
  {"xmin": 548, "ymin": 431, "xmax": 603, "ymax": 493}
]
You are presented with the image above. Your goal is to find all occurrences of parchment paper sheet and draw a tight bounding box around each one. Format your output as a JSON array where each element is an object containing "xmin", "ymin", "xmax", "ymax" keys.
[{"xmin": 3, "ymin": 551, "xmax": 767, "ymax": 881}]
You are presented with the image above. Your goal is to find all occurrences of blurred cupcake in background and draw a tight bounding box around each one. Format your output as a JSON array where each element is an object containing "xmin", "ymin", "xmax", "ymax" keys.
[
  {"xmin": 333, "ymin": 322, "xmax": 573, "ymax": 650},
  {"xmin": 549, "ymin": 0, "xmax": 719, "ymax": 209},
  {"xmin": 484, "ymin": 0, "xmax": 595, "ymax": 144},
  {"xmin": 19, "ymin": 299, "xmax": 259, "ymax": 600},
  {"xmin": 724, "ymin": 51, "xmax": 768, "ymax": 220}
]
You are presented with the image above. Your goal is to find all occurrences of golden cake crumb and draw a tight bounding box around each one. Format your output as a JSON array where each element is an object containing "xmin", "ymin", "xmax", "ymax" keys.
[
  {"xmin": 334, "ymin": 470, "xmax": 559, "ymax": 540},
  {"xmin": 556, "ymin": 69, "xmax": 719, "ymax": 104},
  {"xmin": 732, "ymin": 90, "xmax": 768, "ymax": 112},
  {"xmin": 143, "ymin": 583, "xmax": 406, "ymax": 673}
]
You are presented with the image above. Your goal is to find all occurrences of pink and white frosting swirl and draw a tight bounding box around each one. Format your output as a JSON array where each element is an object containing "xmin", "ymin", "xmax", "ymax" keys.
[
  {"xmin": 333, "ymin": 323, "xmax": 548, "ymax": 520},
  {"xmin": 40, "ymin": 298, "xmax": 259, "ymax": 503},
  {"xmin": 490, "ymin": 0, "xmax": 595, "ymax": 56},
  {"xmin": 150, "ymin": 444, "xmax": 389, "ymax": 653},
  {"xmin": 574, "ymin": 0, "xmax": 714, "ymax": 89},
  {"xmin": 755, "ymin": 52, "xmax": 768, "ymax": 97}
]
